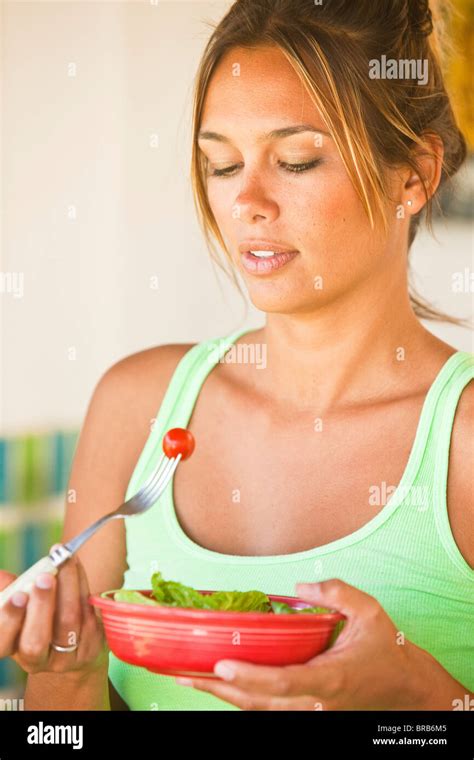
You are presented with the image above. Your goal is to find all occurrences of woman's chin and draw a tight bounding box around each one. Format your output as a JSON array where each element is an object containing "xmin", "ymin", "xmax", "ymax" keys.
[
  {"xmin": 239, "ymin": 263, "xmax": 325, "ymax": 314},
  {"xmin": 246, "ymin": 287, "xmax": 321, "ymax": 315}
]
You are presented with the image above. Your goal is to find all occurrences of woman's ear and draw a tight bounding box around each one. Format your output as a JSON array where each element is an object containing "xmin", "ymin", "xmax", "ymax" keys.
[{"xmin": 403, "ymin": 132, "xmax": 444, "ymax": 215}]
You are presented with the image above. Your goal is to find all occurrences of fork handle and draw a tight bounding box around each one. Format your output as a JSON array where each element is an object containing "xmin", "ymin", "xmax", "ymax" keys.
[{"xmin": 0, "ymin": 556, "xmax": 59, "ymax": 608}]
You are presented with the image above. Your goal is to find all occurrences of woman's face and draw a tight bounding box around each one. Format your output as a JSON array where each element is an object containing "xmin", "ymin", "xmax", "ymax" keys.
[{"xmin": 198, "ymin": 45, "xmax": 406, "ymax": 315}]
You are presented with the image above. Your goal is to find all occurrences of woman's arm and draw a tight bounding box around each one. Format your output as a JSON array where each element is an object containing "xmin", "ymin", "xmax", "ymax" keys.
[
  {"xmin": 23, "ymin": 663, "xmax": 130, "ymax": 711},
  {"xmin": 19, "ymin": 345, "xmax": 191, "ymax": 710},
  {"xmin": 24, "ymin": 666, "xmax": 111, "ymax": 711},
  {"xmin": 411, "ymin": 640, "xmax": 473, "ymax": 710},
  {"xmin": 18, "ymin": 360, "xmax": 135, "ymax": 710}
]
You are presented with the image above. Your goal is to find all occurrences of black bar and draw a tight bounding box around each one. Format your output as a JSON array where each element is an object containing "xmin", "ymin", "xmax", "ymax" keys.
[{"xmin": 0, "ymin": 709, "xmax": 472, "ymax": 757}]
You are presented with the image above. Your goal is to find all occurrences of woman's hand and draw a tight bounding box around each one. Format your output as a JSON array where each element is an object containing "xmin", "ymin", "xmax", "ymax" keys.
[
  {"xmin": 175, "ymin": 579, "xmax": 434, "ymax": 710},
  {"xmin": 0, "ymin": 544, "xmax": 109, "ymax": 676}
]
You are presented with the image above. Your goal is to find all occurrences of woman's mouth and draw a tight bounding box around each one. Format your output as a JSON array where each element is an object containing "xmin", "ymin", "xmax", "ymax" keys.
[{"xmin": 240, "ymin": 249, "xmax": 299, "ymax": 275}]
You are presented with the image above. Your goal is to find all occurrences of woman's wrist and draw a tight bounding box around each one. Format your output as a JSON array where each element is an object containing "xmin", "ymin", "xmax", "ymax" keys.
[
  {"xmin": 407, "ymin": 641, "xmax": 469, "ymax": 711},
  {"xmin": 24, "ymin": 663, "xmax": 111, "ymax": 711}
]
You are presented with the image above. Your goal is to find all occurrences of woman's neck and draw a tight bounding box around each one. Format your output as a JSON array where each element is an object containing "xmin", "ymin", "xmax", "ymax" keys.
[{"xmin": 249, "ymin": 273, "xmax": 441, "ymax": 414}]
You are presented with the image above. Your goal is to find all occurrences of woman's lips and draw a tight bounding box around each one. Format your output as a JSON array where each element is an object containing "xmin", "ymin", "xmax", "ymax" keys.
[{"xmin": 240, "ymin": 249, "xmax": 299, "ymax": 275}]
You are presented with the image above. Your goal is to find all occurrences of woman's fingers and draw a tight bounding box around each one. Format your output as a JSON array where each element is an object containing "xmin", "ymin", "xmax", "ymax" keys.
[
  {"xmin": 3, "ymin": 548, "xmax": 109, "ymax": 676},
  {"xmin": 15, "ymin": 571, "xmax": 57, "ymax": 671},
  {"xmin": 0, "ymin": 572, "xmax": 29, "ymax": 658},
  {"xmin": 16, "ymin": 548, "xmax": 83, "ymax": 672},
  {"xmin": 52, "ymin": 550, "xmax": 82, "ymax": 651}
]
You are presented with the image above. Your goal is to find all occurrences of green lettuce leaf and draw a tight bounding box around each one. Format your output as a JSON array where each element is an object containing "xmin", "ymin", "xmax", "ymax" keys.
[
  {"xmin": 113, "ymin": 590, "xmax": 161, "ymax": 606},
  {"xmin": 111, "ymin": 571, "xmax": 338, "ymax": 618},
  {"xmin": 150, "ymin": 571, "xmax": 271, "ymax": 611},
  {"xmin": 199, "ymin": 590, "xmax": 272, "ymax": 612}
]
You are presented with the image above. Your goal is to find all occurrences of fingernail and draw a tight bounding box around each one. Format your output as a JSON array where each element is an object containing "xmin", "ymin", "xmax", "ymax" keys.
[
  {"xmin": 11, "ymin": 591, "xmax": 28, "ymax": 607},
  {"xmin": 214, "ymin": 662, "xmax": 236, "ymax": 681},
  {"xmin": 36, "ymin": 573, "xmax": 54, "ymax": 589}
]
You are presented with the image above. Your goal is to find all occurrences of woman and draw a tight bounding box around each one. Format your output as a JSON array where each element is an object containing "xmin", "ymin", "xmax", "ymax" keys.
[{"xmin": 1, "ymin": 0, "xmax": 472, "ymax": 711}]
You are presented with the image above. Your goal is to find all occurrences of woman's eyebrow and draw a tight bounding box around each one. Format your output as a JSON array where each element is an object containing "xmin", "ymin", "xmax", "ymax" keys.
[{"xmin": 197, "ymin": 123, "xmax": 331, "ymax": 143}]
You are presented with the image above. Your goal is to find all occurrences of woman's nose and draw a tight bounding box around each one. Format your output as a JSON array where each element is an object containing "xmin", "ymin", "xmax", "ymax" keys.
[{"xmin": 233, "ymin": 181, "xmax": 279, "ymax": 224}]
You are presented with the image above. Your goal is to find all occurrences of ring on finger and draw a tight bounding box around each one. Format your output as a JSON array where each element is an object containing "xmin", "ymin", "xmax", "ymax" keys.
[{"xmin": 50, "ymin": 641, "xmax": 79, "ymax": 653}]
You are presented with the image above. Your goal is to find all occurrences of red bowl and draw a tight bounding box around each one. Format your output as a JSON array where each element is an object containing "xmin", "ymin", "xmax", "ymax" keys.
[{"xmin": 90, "ymin": 589, "xmax": 346, "ymax": 678}]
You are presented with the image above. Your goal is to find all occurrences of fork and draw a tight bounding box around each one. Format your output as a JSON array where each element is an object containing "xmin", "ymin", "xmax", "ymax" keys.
[{"xmin": 0, "ymin": 431, "xmax": 190, "ymax": 609}]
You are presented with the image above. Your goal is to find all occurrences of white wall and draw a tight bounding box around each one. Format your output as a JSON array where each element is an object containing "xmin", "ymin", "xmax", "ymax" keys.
[{"xmin": 1, "ymin": 1, "xmax": 472, "ymax": 433}]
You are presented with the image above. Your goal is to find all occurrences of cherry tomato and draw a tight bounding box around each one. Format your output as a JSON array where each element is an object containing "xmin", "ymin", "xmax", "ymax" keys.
[{"xmin": 162, "ymin": 428, "xmax": 195, "ymax": 460}]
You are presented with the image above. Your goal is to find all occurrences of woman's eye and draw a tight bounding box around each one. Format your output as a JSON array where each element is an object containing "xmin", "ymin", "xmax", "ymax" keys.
[
  {"xmin": 281, "ymin": 159, "xmax": 322, "ymax": 174},
  {"xmin": 209, "ymin": 159, "xmax": 322, "ymax": 178},
  {"xmin": 208, "ymin": 164, "xmax": 241, "ymax": 178}
]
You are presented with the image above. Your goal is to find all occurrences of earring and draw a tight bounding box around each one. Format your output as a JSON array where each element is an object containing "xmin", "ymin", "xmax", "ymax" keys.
[{"xmin": 407, "ymin": 200, "xmax": 413, "ymax": 207}]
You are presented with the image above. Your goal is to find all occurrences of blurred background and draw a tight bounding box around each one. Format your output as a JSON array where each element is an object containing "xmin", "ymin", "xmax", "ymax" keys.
[{"xmin": 0, "ymin": 0, "xmax": 472, "ymax": 701}]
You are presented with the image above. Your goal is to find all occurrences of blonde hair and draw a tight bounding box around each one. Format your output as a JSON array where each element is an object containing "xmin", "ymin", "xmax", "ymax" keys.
[{"xmin": 190, "ymin": 0, "xmax": 469, "ymax": 326}]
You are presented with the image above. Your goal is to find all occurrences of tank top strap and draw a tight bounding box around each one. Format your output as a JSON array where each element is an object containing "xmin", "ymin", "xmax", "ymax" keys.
[
  {"xmin": 428, "ymin": 349, "xmax": 474, "ymax": 493},
  {"xmin": 153, "ymin": 325, "xmax": 254, "ymax": 431},
  {"xmin": 428, "ymin": 350, "xmax": 474, "ymax": 460},
  {"xmin": 419, "ymin": 349, "xmax": 474, "ymax": 579},
  {"xmin": 124, "ymin": 326, "xmax": 253, "ymax": 500}
]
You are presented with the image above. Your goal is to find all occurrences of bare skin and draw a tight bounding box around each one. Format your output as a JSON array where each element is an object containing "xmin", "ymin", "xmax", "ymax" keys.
[{"xmin": 0, "ymin": 44, "xmax": 472, "ymax": 710}]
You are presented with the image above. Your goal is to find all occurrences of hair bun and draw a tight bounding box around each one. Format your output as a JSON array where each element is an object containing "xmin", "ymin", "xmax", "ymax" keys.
[{"xmin": 406, "ymin": 0, "xmax": 434, "ymax": 37}]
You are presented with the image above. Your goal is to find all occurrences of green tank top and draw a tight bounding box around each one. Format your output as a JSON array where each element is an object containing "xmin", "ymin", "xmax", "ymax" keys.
[{"xmin": 108, "ymin": 326, "xmax": 474, "ymax": 710}]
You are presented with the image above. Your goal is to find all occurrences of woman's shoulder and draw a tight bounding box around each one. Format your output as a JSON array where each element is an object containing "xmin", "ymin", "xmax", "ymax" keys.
[
  {"xmin": 416, "ymin": 330, "xmax": 473, "ymax": 472},
  {"xmin": 412, "ymin": 330, "xmax": 472, "ymax": 396},
  {"xmin": 81, "ymin": 343, "xmax": 199, "ymax": 456},
  {"xmin": 98, "ymin": 342, "xmax": 198, "ymax": 410},
  {"xmin": 107, "ymin": 342, "xmax": 198, "ymax": 378},
  {"xmin": 422, "ymin": 332, "xmax": 473, "ymax": 425}
]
